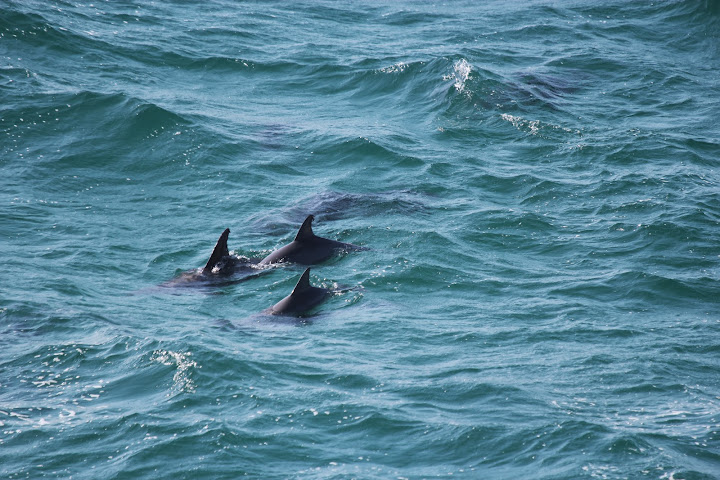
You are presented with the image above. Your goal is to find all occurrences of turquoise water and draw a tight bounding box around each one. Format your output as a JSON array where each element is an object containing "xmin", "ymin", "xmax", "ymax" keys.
[{"xmin": 2, "ymin": 0, "xmax": 720, "ymax": 478}]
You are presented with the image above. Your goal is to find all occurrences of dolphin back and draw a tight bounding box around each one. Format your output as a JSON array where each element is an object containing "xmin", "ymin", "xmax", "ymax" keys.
[
  {"xmin": 270, "ymin": 268, "xmax": 330, "ymax": 316},
  {"xmin": 259, "ymin": 214, "xmax": 366, "ymax": 266}
]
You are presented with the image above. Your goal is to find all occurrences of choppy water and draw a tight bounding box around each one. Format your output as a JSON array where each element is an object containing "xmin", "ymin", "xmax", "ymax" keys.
[{"xmin": 2, "ymin": 1, "xmax": 720, "ymax": 478}]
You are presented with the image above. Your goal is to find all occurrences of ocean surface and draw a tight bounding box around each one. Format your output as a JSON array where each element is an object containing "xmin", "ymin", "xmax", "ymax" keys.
[{"xmin": 1, "ymin": 0, "xmax": 719, "ymax": 478}]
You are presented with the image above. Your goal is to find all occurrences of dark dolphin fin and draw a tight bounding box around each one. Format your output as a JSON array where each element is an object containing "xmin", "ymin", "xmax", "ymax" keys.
[
  {"xmin": 291, "ymin": 268, "xmax": 312, "ymax": 295},
  {"xmin": 294, "ymin": 215, "xmax": 316, "ymax": 242},
  {"xmin": 203, "ymin": 228, "xmax": 230, "ymax": 273}
]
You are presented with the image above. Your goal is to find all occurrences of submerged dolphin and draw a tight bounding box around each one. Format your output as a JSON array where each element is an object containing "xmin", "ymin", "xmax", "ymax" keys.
[
  {"xmin": 259, "ymin": 215, "xmax": 365, "ymax": 266},
  {"xmin": 266, "ymin": 268, "xmax": 332, "ymax": 316},
  {"xmin": 163, "ymin": 228, "xmax": 261, "ymax": 286}
]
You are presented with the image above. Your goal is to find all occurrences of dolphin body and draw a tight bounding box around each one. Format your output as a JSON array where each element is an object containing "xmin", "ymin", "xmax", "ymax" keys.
[
  {"xmin": 164, "ymin": 228, "xmax": 261, "ymax": 286},
  {"xmin": 267, "ymin": 268, "xmax": 332, "ymax": 316},
  {"xmin": 259, "ymin": 215, "xmax": 365, "ymax": 266}
]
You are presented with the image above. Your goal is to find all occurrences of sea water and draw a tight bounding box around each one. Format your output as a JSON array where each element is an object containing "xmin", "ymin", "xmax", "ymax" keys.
[{"xmin": 1, "ymin": 1, "xmax": 719, "ymax": 478}]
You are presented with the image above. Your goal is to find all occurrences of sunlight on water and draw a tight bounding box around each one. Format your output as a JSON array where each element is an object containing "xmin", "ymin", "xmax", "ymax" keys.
[{"xmin": 151, "ymin": 350, "xmax": 198, "ymax": 394}]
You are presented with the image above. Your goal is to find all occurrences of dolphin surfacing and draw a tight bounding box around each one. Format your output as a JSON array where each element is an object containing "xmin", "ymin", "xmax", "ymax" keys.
[
  {"xmin": 259, "ymin": 215, "xmax": 365, "ymax": 266},
  {"xmin": 267, "ymin": 268, "xmax": 331, "ymax": 316},
  {"xmin": 202, "ymin": 228, "xmax": 248, "ymax": 275},
  {"xmin": 163, "ymin": 228, "xmax": 261, "ymax": 287}
]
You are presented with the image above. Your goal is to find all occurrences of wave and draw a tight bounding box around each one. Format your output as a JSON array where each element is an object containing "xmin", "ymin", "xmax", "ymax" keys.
[
  {"xmin": 0, "ymin": 9, "xmax": 91, "ymax": 56},
  {"xmin": 2, "ymin": 88, "xmax": 200, "ymax": 183}
]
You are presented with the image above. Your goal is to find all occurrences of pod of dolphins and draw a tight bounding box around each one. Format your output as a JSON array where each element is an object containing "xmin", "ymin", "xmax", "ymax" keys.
[{"xmin": 167, "ymin": 214, "xmax": 366, "ymax": 317}]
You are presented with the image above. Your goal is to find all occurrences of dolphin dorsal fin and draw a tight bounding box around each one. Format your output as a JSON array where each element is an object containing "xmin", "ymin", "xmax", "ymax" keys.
[
  {"xmin": 292, "ymin": 268, "xmax": 312, "ymax": 295},
  {"xmin": 203, "ymin": 228, "xmax": 230, "ymax": 273},
  {"xmin": 294, "ymin": 215, "xmax": 315, "ymax": 242}
]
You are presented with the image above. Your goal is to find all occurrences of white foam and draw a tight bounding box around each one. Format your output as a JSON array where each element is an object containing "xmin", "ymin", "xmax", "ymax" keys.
[{"xmin": 443, "ymin": 59, "xmax": 472, "ymax": 92}]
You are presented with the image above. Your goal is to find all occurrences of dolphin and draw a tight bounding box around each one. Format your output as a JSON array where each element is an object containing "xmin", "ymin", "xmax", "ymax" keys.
[
  {"xmin": 259, "ymin": 215, "xmax": 365, "ymax": 266},
  {"xmin": 266, "ymin": 268, "xmax": 331, "ymax": 316},
  {"xmin": 201, "ymin": 228, "xmax": 245, "ymax": 275},
  {"xmin": 163, "ymin": 228, "xmax": 261, "ymax": 287}
]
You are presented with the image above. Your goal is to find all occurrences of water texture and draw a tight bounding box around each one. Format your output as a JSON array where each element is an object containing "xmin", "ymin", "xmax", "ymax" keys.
[{"xmin": 1, "ymin": 1, "xmax": 719, "ymax": 478}]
